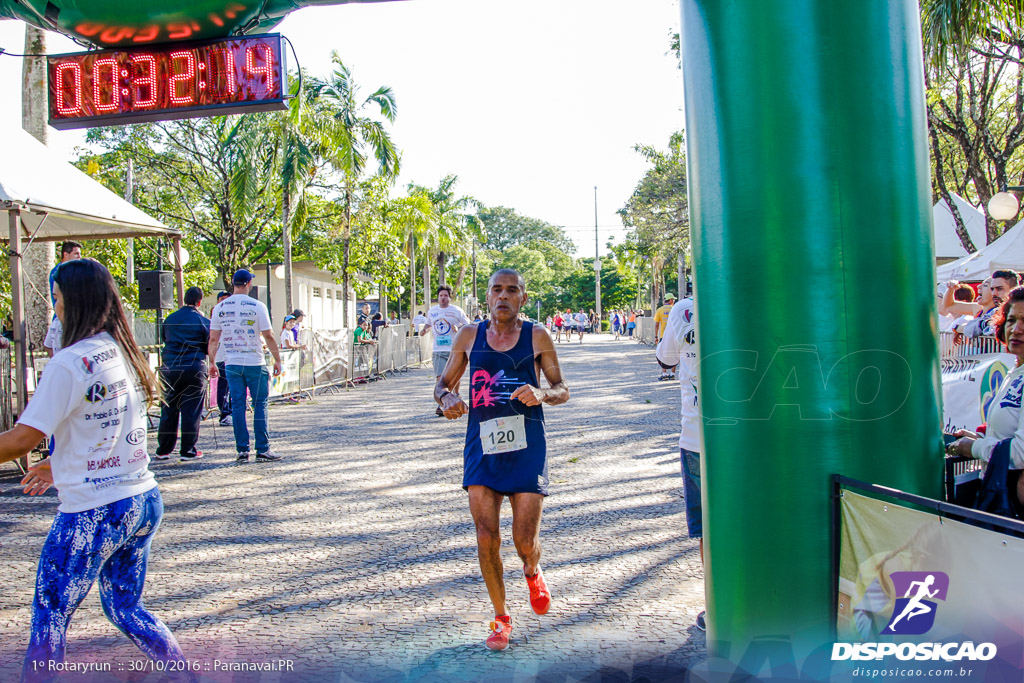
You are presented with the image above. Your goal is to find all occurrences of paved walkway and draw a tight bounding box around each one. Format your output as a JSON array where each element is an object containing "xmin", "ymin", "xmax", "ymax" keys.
[{"xmin": 0, "ymin": 333, "xmax": 707, "ymax": 682}]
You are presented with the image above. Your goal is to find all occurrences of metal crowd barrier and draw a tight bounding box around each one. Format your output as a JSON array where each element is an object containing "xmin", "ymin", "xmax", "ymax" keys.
[
  {"xmin": 0, "ymin": 346, "xmax": 11, "ymax": 433},
  {"xmin": 636, "ymin": 317, "xmax": 656, "ymax": 345},
  {"xmin": 939, "ymin": 331, "xmax": 1003, "ymax": 358}
]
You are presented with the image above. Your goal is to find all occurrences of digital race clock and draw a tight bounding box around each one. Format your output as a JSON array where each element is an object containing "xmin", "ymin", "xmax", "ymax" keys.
[{"xmin": 47, "ymin": 34, "xmax": 287, "ymax": 130}]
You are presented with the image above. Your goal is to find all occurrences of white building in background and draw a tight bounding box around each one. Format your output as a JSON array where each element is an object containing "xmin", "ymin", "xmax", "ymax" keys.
[{"xmin": 250, "ymin": 261, "xmax": 363, "ymax": 331}]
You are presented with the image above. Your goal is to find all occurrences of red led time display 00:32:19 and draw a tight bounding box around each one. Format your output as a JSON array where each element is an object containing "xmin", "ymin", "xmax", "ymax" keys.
[{"xmin": 47, "ymin": 34, "xmax": 286, "ymax": 130}]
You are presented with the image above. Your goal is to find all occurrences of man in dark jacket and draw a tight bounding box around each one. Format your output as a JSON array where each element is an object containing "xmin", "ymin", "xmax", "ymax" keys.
[{"xmin": 155, "ymin": 286, "xmax": 211, "ymax": 462}]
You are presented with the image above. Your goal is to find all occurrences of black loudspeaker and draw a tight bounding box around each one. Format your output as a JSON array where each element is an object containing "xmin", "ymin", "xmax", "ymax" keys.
[
  {"xmin": 138, "ymin": 270, "xmax": 174, "ymax": 310},
  {"xmin": 248, "ymin": 285, "xmax": 260, "ymax": 301}
]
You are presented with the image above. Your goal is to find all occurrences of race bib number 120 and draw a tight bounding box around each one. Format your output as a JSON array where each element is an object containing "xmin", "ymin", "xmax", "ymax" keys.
[{"xmin": 480, "ymin": 415, "xmax": 527, "ymax": 455}]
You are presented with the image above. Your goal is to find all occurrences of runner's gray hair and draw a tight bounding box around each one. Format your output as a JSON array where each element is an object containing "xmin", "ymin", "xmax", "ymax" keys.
[{"xmin": 488, "ymin": 268, "xmax": 526, "ymax": 289}]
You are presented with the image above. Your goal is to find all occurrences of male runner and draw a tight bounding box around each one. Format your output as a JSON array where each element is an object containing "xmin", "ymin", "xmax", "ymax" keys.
[
  {"xmin": 423, "ymin": 284, "xmax": 470, "ymax": 416},
  {"xmin": 436, "ymin": 269, "xmax": 570, "ymax": 651},
  {"xmin": 655, "ymin": 293, "xmax": 705, "ymax": 631}
]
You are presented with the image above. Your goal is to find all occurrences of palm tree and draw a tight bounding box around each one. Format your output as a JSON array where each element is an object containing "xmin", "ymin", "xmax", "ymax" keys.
[
  {"xmin": 921, "ymin": 0, "xmax": 1022, "ymax": 65},
  {"xmin": 276, "ymin": 74, "xmax": 324, "ymax": 313},
  {"xmin": 388, "ymin": 188, "xmax": 437, "ymax": 320},
  {"xmin": 313, "ymin": 53, "xmax": 399, "ymax": 325},
  {"xmin": 408, "ymin": 175, "xmax": 482, "ymax": 305}
]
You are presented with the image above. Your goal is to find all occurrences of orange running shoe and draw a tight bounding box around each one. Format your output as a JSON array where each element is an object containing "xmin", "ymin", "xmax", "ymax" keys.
[
  {"xmin": 485, "ymin": 615, "xmax": 512, "ymax": 651},
  {"xmin": 525, "ymin": 566, "xmax": 551, "ymax": 615}
]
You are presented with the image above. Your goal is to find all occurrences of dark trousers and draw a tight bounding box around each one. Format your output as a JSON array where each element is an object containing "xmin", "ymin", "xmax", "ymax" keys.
[
  {"xmin": 157, "ymin": 365, "xmax": 208, "ymax": 456},
  {"xmin": 216, "ymin": 361, "xmax": 230, "ymax": 418}
]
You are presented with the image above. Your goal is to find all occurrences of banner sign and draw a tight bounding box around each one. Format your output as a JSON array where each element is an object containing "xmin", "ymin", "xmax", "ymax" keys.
[
  {"xmin": 836, "ymin": 489, "xmax": 1023, "ymax": 680},
  {"xmin": 941, "ymin": 353, "xmax": 1015, "ymax": 432},
  {"xmin": 267, "ymin": 348, "xmax": 302, "ymax": 397},
  {"xmin": 311, "ymin": 329, "xmax": 350, "ymax": 385}
]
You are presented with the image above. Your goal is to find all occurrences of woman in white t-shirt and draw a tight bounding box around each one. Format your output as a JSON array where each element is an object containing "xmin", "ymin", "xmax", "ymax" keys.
[
  {"xmin": 948, "ymin": 286, "xmax": 1024, "ymax": 517},
  {"xmin": 0, "ymin": 259, "xmax": 186, "ymax": 679}
]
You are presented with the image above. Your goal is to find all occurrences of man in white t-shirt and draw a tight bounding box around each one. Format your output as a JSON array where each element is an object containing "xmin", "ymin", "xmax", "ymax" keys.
[
  {"xmin": 43, "ymin": 317, "xmax": 63, "ymax": 356},
  {"xmin": 209, "ymin": 269, "xmax": 283, "ymax": 463},
  {"xmin": 422, "ymin": 284, "xmax": 470, "ymax": 416},
  {"xmin": 412, "ymin": 310, "xmax": 427, "ymax": 335},
  {"xmin": 655, "ymin": 296, "xmax": 705, "ymax": 632}
]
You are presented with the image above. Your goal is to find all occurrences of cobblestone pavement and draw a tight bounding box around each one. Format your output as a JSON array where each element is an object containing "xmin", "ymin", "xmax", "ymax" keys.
[{"xmin": 0, "ymin": 333, "xmax": 707, "ymax": 682}]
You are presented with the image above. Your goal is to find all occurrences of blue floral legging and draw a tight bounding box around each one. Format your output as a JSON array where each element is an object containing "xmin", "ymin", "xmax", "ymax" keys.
[{"xmin": 22, "ymin": 486, "xmax": 184, "ymax": 683}]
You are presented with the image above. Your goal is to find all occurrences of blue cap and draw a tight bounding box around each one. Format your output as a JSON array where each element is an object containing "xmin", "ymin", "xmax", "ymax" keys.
[
  {"xmin": 284, "ymin": 314, "xmax": 296, "ymax": 322},
  {"xmin": 232, "ymin": 269, "xmax": 254, "ymax": 286}
]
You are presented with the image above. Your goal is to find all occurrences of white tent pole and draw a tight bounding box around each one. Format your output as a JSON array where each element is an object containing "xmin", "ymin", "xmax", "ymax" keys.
[{"xmin": 8, "ymin": 208, "xmax": 29, "ymax": 470}]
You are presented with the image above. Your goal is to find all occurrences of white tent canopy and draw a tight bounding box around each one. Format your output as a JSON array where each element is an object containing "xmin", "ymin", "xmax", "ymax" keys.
[
  {"xmin": 933, "ymin": 194, "xmax": 988, "ymax": 260},
  {"xmin": 937, "ymin": 217, "xmax": 1024, "ymax": 282},
  {"xmin": 0, "ymin": 127, "xmax": 179, "ymax": 241},
  {"xmin": 1, "ymin": 126, "xmax": 183, "ymax": 450}
]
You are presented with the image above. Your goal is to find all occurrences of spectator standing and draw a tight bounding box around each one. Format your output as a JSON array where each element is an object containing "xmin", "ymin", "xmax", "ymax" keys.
[
  {"xmin": 357, "ymin": 303, "xmax": 372, "ymax": 326},
  {"xmin": 423, "ymin": 284, "xmax": 470, "ymax": 416},
  {"xmin": 214, "ymin": 291, "xmax": 231, "ymax": 426},
  {"xmin": 948, "ymin": 286, "xmax": 1024, "ymax": 518},
  {"xmin": 412, "ymin": 310, "xmax": 427, "ymax": 335},
  {"xmin": 354, "ymin": 320, "xmax": 376, "ymax": 345},
  {"xmin": 154, "ymin": 287, "xmax": 210, "ymax": 462},
  {"xmin": 612, "ymin": 310, "xmax": 622, "ymax": 340},
  {"xmin": 389, "ymin": 312, "xmax": 400, "ymax": 326},
  {"xmin": 48, "ymin": 241, "xmax": 82, "ymax": 306},
  {"xmin": 290, "ymin": 309, "xmax": 305, "ymax": 344},
  {"xmin": 209, "ymin": 270, "xmax": 283, "ymax": 464},
  {"xmin": 627, "ymin": 309, "xmax": 637, "ymax": 338},
  {"xmin": 954, "ymin": 270, "xmax": 1019, "ymax": 340},
  {"xmin": 43, "ymin": 317, "xmax": 63, "ymax": 357},
  {"xmin": 280, "ymin": 315, "xmax": 306, "ymax": 350},
  {"xmin": 655, "ymin": 293, "xmax": 705, "ymax": 630},
  {"xmin": 371, "ymin": 312, "xmax": 387, "ymax": 339},
  {"xmin": 654, "ymin": 293, "xmax": 678, "ymax": 380}
]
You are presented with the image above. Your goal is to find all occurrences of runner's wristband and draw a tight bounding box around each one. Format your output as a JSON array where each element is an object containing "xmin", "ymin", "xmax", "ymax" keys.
[{"xmin": 439, "ymin": 390, "xmax": 451, "ymax": 404}]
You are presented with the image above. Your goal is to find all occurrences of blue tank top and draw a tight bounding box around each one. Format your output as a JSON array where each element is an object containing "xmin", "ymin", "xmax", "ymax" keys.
[{"xmin": 463, "ymin": 321, "xmax": 549, "ymax": 495}]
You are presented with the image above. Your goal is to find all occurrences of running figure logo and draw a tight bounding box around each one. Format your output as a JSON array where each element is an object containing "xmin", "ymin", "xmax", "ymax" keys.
[{"xmin": 882, "ymin": 571, "xmax": 949, "ymax": 635}]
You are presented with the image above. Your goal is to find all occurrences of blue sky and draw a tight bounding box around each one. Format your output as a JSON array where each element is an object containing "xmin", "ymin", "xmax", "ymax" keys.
[{"xmin": 0, "ymin": 0, "xmax": 684, "ymax": 255}]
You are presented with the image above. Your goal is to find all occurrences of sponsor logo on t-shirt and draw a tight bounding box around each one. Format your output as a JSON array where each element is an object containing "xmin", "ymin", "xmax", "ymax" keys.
[
  {"xmin": 241, "ymin": 299, "xmax": 257, "ymax": 307},
  {"xmin": 125, "ymin": 428, "xmax": 146, "ymax": 445},
  {"xmin": 87, "ymin": 454, "xmax": 121, "ymax": 472},
  {"xmin": 85, "ymin": 382, "xmax": 106, "ymax": 403},
  {"xmin": 81, "ymin": 357, "xmax": 96, "ymax": 374},
  {"xmin": 127, "ymin": 449, "xmax": 147, "ymax": 464}
]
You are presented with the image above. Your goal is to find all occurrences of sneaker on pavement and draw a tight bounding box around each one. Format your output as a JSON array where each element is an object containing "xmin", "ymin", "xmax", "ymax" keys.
[
  {"xmin": 695, "ymin": 610, "xmax": 706, "ymax": 631},
  {"xmin": 179, "ymin": 450, "xmax": 204, "ymax": 462},
  {"xmin": 152, "ymin": 453, "xmax": 171, "ymax": 461},
  {"xmin": 219, "ymin": 415, "xmax": 233, "ymax": 426},
  {"xmin": 236, "ymin": 452, "xmax": 251, "ymax": 464},
  {"xmin": 255, "ymin": 450, "xmax": 283, "ymax": 462},
  {"xmin": 485, "ymin": 615, "xmax": 512, "ymax": 651},
  {"xmin": 525, "ymin": 566, "xmax": 551, "ymax": 615}
]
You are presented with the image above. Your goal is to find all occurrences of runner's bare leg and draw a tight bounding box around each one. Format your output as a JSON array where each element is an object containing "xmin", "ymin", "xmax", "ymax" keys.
[
  {"xmin": 510, "ymin": 492, "xmax": 544, "ymax": 576},
  {"xmin": 469, "ymin": 485, "xmax": 507, "ymax": 616}
]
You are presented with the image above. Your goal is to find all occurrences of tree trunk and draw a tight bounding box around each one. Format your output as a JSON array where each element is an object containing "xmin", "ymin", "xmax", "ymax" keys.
[
  {"xmin": 342, "ymin": 187, "xmax": 352, "ymax": 328},
  {"xmin": 423, "ymin": 261, "xmax": 431, "ymax": 310},
  {"xmin": 409, "ymin": 237, "xmax": 417, "ymax": 319},
  {"xmin": 437, "ymin": 251, "xmax": 447, "ymax": 286},
  {"xmin": 677, "ymin": 251, "xmax": 686, "ymax": 297},
  {"xmin": 282, "ymin": 188, "xmax": 294, "ymax": 315},
  {"xmin": 453, "ymin": 263, "xmax": 466, "ymax": 298},
  {"xmin": 22, "ymin": 25, "xmax": 53, "ymax": 349}
]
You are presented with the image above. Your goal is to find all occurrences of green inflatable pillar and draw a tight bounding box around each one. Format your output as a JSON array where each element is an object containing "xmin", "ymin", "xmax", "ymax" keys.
[{"xmin": 679, "ymin": 0, "xmax": 943, "ymax": 672}]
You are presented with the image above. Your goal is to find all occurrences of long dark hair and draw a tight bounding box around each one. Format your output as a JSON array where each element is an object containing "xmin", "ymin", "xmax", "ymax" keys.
[
  {"xmin": 992, "ymin": 286, "xmax": 1024, "ymax": 346},
  {"xmin": 54, "ymin": 259, "xmax": 160, "ymax": 405}
]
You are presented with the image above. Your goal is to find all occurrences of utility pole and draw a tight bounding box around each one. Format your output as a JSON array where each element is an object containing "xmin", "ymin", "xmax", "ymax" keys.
[{"xmin": 594, "ymin": 186, "xmax": 602, "ymax": 325}]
